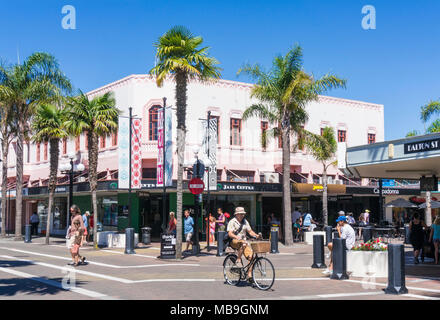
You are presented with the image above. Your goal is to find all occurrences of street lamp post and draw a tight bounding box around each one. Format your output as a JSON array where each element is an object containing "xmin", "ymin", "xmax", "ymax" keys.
[{"xmin": 60, "ymin": 153, "xmax": 84, "ymax": 222}]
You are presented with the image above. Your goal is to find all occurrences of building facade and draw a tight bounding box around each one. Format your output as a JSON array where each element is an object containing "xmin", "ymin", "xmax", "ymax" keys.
[{"xmin": 2, "ymin": 74, "xmax": 402, "ymax": 239}]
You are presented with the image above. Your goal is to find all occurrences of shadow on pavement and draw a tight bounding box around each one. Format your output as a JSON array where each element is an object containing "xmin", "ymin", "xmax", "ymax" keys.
[{"xmin": 0, "ymin": 277, "xmax": 88, "ymax": 297}]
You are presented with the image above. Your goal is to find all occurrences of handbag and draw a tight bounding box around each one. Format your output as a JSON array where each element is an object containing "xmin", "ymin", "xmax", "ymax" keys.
[{"xmin": 65, "ymin": 226, "xmax": 71, "ymax": 239}]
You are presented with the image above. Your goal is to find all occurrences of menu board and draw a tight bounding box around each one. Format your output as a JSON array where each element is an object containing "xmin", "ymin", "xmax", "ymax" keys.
[{"xmin": 160, "ymin": 233, "xmax": 176, "ymax": 259}]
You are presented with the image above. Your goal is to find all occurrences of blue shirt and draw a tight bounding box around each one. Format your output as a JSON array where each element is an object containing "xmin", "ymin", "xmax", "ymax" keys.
[
  {"xmin": 303, "ymin": 214, "xmax": 312, "ymax": 227},
  {"xmin": 432, "ymin": 224, "xmax": 440, "ymax": 240},
  {"xmin": 184, "ymin": 216, "xmax": 194, "ymax": 234},
  {"xmin": 82, "ymin": 215, "xmax": 88, "ymax": 228}
]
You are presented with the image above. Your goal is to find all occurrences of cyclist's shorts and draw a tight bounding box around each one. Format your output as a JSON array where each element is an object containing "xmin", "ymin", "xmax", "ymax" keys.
[{"xmin": 231, "ymin": 240, "xmax": 253, "ymax": 260}]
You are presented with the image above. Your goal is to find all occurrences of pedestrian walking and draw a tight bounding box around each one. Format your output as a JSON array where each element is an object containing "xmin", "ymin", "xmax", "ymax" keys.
[
  {"xmin": 216, "ymin": 208, "xmax": 226, "ymax": 232},
  {"xmin": 183, "ymin": 210, "xmax": 194, "ymax": 252},
  {"xmin": 88, "ymin": 212, "xmax": 94, "ymax": 242},
  {"xmin": 209, "ymin": 213, "xmax": 216, "ymax": 244},
  {"xmin": 346, "ymin": 212, "xmax": 356, "ymax": 225},
  {"xmin": 67, "ymin": 205, "xmax": 86, "ymax": 266},
  {"xmin": 29, "ymin": 212, "xmax": 40, "ymax": 236},
  {"xmin": 70, "ymin": 220, "xmax": 84, "ymax": 267},
  {"xmin": 82, "ymin": 211, "xmax": 90, "ymax": 245},
  {"xmin": 358, "ymin": 213, "xmax": 367, "ymax": 239},
  {"xmin": 410, "ymin": 212, "xmax": 427, "ymax": 264},
  {"xmin": 429, "ymin": 214, "xmax": 440, "ymax": 265},
  {"xmin": 167, "ymin": 212, "xmax": 177, "ymax": 235}
]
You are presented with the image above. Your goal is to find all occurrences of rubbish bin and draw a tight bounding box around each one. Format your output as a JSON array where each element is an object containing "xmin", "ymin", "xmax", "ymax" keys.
[{"xmin": 141, "ymin": 227, "xmax": 152, "ymax": 245}]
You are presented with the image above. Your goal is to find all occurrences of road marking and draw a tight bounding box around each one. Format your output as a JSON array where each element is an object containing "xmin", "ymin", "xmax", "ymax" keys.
[
  {"xmin": 275, "ymin": 277, "xmax": 330, "ymax": 281},
  {"xmin": 403, "ymin": 294, "xmax": 440, "ymax": 300},
  {"xmin": 344, "ymin": 279, "xmax": 440, "ymax": 294},
  {"xmin": 0, "ymin": 266, "xmax": 114, "ymax": 299},
  {"xmin": 0, "ymin": 247, "xmax": 199, "ymax": 269},
  {"xmin": 244, "ymin": 291, "xmax": 384, "ymax": 300},
  {"xmin": 132, "ymin": 279, "xmax": 217, "ymax": 283},
  {"xmin": 103, "ymin": 249, "xmax": 158, "ymax": 259}
]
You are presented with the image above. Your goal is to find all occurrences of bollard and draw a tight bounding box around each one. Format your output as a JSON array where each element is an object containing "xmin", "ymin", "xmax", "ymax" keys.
[
  {"xmin": 124, "ymin": 228, "xmax": 136, "ymax": 254},
  {"xmin": 325, "ymin": 226, "xmax": 333, "ymax": 245},
  {"xmin": 217, "ymin": 231, "xmax": 226, "ymax": 257},
  {"xmin": 363, "ymin": 227, "xmax": 373, "ymax": 243},
  {"xmin": 311, "ymin": 235, "xmax": 327, "ymax": 269},
  {"xmin": 384, "ymin": 244, "xmax": 408, "ymax": 295},
  {"xmin": 333, "ymin": 231, "xmax": 339, "ymax": 239},
  {"xmin": 24, "ymin": 225, "xmax": 32, "ymax": 243},
  {"xmin": 270, "ymin": 230, "xmax": 279, "ymax": 254},
  {"xmin": 330, "ymin": 238, "xmax": 349, "ymax": 280},
  {"xmin": 404, "ymin": 225, "xmax": 410, "ymax": 244}
]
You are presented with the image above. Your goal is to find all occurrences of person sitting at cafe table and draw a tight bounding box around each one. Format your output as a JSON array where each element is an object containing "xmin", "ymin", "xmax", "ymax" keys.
[{"xmin": 302, "ymin": 212, "xmax": 318, "ymax": 232}]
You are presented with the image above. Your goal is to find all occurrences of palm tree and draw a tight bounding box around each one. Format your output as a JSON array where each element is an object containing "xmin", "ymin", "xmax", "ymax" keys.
[
  {"xmin": 420, "ymin": 100, "xmax": 440, "ymax": 133},
  {"xmin": 65, "ymin": 91, "xmax": 119, "ymax": 248},
  {"xmin": 306, "ymin": 127, "xmax": 337, "ymax": 226},
  {"xmin": 150, "ymin": 26, "xmax": 221, "ymax": 258},
  {"xmin": 0, "ymin": 53, "xmax": 71, "ymax": 240},
  {"xmin": 406, "ymin": 130, "xmax": 420, "ymax": 137},
  {"xmin": 239, "ymin": 45, "xmax": 346, "ymax": 245},
  {"xmin": 32, "ymin": 104, "xmax": 68, "ymax": 244}
]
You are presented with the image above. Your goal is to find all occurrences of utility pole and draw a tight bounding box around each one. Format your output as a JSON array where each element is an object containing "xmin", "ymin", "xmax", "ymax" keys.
[
  {"xmin": 128, "ymin": 107, "xmax": 132, "ymax": 228},
  {"xmin": 206, "ymin": 111, "xmax": 211, "ymax": 252},
  {"xmin": 162, "ymin": 98, "xmax": 167, "ymax": 232}
]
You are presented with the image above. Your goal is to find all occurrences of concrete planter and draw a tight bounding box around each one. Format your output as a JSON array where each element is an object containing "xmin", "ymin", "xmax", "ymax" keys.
[
  {"xmin": 97, "ymin": 231, "xmax": 139, "ymax": 248},
  {"xmin": 347, "ymin": 250, "xmax": 388, "ymax": 278},
  {"xmin": 304, "ymin": 231, "xmax": 326, "ymax": 245}
]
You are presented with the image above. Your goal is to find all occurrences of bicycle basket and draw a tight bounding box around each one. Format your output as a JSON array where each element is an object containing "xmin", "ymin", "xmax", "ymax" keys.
[{"xmin": 250, "ymin": 241, "xmax": 270, "ymax": 253}]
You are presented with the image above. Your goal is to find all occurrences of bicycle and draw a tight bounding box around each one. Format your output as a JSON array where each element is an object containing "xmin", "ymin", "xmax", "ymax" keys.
[{"xmin": 223, "ymin": 239, "xmax": 275, "ymax": 291}]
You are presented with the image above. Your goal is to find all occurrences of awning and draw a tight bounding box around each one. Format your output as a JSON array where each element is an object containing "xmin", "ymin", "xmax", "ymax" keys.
[
  {"xmin": 385, "ymin": 198, "xmax": 419, "ymax": 208},
  {"xmin": 339, "ymin": 133, "xmax": 440, "ymax": 180}
]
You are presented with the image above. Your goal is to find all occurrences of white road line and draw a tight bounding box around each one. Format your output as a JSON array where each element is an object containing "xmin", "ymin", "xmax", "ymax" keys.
[
  {"xmin": 0, "ymin": 247, "xmax": 199, "ymax": 269},
  {"xmin": 132, "ymin": 279, "xmax": 217, "ymax": 283},
  {"xmin": 0, "ymin": 266, "xmax": 114, "ymax": 299},
  {"xmin": 344, "ymin": 279, "xmax": 440, "ymax": 295},
  {"xmin": 403, "ymin": 294, "xmax": 440, "ymax": 300},
  {"xmin": 244, "ymin": 291, "xmax": 384, "ymax": 300},
  {"xmin": 275, "ymin": 278, "xmax": 330, "ymax": 281},
  {"xmin": 103, "ymin": 249, "xmax": 158, "ymax": 259}
]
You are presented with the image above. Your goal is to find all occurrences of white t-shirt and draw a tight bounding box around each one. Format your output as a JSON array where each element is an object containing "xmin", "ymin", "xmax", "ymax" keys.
[
  {"xmin": 227, "ymin": 217, "xmax": 252, "ymax": 240},
  {"xmin": 341, "ymin": 224, "xmax": 356, "ymax": 250}
]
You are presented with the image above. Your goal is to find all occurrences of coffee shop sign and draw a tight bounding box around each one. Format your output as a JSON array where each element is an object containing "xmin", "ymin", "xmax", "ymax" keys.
[
  {"xmin": 221, "ymin": 184, "xmax": 255, "ymax": 191},
  {"xmin": 373, "ymin": 188, "xmax": 399, "ymax": 195}
]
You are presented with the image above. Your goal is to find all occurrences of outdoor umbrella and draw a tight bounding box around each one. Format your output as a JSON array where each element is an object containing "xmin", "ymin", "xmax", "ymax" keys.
[
  {"xmin": 385, "ymin": 198, "xmax": 419, "ymax": 208},
  {"xmin": 418, "ymin": 201, "xmax": 440, "ymax": 209}
]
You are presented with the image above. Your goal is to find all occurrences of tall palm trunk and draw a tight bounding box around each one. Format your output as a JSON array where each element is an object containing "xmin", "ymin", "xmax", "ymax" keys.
[
  {"xmin": 322, "ymin": 164, "xmax": 328, "ymax": 226},
  {"xmin": 89, "ymin": 131, "xmax": 99, "ymax": 249},
  {"xmin": 175, "ymin": 71, "xmax": 188, "ymax": 259},
  {"xmin": 282, "ymin": 114, "xmax": 293, "ymax": 246},
  {"xmin": 15, "ymin": 121, "xmax": 24, "ymax": 240},
  {"xmin": 45, "ymin": 139, "xmax": 60, "ymax": 244},
  {"xmin": 1, "ymin": 136, "xmax": 8, "ymax": 237}
]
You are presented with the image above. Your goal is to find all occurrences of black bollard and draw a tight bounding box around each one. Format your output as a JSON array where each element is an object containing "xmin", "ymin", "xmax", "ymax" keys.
[
  {"xmin": 311, "ymin": 235, "xmax": 327, "ymax": 269},
  {"xmin": 325, "ymin": 226, "xmax": 333, "ymax": 245},
  {"xmin": 24, "ymin": 225, "xmax": 32, "ymax": 243},
  {"xmin": 217, "ymin": 231, "xmax": 226, "ymax": 257},
  {"xmin": 404, "ymin": 225, "xmax": 410, "ymax": 244},
  {"xmin": 270, "ymin": 230, "xmax": 279, "ymax": 254},
  {"xmin": 330, "ymin": 238, "xmax": 349, "ymax": 280},
  {"xmin": 363, "ymin": 227, "xmax": 373, "ymax": 243},
  {"xmin": 384, "ymin": 244, "xmax": 408, "ymax": 295},
  {"xmin": 124, "ymin": 228, "xmax": 136, "ymax": 254}
]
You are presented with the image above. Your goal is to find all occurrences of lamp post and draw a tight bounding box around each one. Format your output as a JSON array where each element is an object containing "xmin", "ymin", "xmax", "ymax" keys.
[{"xmin": 60, "ymin": 153, "xmax": 85, "ymax": 221}]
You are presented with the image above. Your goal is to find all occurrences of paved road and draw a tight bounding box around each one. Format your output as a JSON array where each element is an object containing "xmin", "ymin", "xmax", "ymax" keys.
[{"xmin": 0, "ymin": 236, "xmax": 439, "ymax": 300}]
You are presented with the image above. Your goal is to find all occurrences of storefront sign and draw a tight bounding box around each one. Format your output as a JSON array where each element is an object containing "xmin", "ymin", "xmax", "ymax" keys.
[
  {"xmin": 292, "ymin": 183, "xmax": 346, "ymax": 194},
  {"xmin": 337, "ymin": 195, "xmax": 354, "ymax": 201},
  {"xmin": 160, "ymin": 233, "xmax": 176, "ymax": 259},
  {"xmin": 373, "ymin": 188, "xmax": 400, "ymax": 195},
  {"xmin": 404, "ymin": 138, "xmax": 440, "ymax": 154},
  {"xmin": 346, "ymin": 186, "xmax": 420, "ymax": 196}
]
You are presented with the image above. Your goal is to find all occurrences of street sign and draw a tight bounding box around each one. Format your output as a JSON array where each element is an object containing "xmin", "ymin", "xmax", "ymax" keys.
[
  {"xmin": 189, "ymin": 178, "xmax": 205, "ymax": 195},
  {"xmin": 159, "ymin": 233, "xmax": 176, "ymax": 259}
]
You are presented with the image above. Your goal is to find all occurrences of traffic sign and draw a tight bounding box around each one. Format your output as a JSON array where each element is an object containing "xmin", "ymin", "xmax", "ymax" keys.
[{"xmin": 189, "ymin": 178, "xmax": 205, "ymax": 195}]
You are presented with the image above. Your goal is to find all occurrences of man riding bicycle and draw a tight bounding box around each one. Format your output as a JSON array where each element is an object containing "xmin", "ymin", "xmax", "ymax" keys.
[{"xmin": 227, "ymin": 207, "xmax": 262, "ymax": 281}]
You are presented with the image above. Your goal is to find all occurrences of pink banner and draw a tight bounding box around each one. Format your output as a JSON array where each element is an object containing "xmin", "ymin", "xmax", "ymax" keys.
[{"xmin": 131, "ymin": 118, "xmax": 142, "ymax": 189}]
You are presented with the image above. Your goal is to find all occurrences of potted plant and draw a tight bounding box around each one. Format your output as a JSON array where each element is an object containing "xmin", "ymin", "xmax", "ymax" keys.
[{"xmin": 347, "ymin": 238, "xmax": 388, "ymax": 277}]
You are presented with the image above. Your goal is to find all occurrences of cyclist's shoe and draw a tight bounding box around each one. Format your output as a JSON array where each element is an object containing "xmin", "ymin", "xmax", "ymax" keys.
[{"xmin": 247, "ymin": 277, "xmax": 254, "ymax": 284}]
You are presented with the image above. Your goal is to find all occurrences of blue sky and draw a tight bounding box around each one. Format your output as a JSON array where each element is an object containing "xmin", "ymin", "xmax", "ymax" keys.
[{"xmin": 1, "ymin": 0, "xmax": 440, "ymax": 140}]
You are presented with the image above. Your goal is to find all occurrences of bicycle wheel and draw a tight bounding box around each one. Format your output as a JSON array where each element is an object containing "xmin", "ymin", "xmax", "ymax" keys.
[
  {"xmin": 252, "ymin": 257, "xmax": 275, "ymax": 291},
  {"xmin": 223, "ymin": 254, "xmax": 241, "ymax": 286}
]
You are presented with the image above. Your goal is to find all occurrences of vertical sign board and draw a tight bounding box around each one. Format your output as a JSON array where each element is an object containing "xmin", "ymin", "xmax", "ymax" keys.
[
  {"xmin": 118, "ymin": 117, "xmax": 130, "ymax": 189},
  {"xmin": 131, "ymin": 119, "xmax": 142, "ymax": 189},
  {"xmin": 201, "ymin": 118, "xmax": 217, "ymax": 191},
  {"xmin": 157, "ymin": 107, "xmax": 173, "ymax": 187},
  {"xmin": 160, "ymin": 233, "xmax": 176, "ymax": 259}
]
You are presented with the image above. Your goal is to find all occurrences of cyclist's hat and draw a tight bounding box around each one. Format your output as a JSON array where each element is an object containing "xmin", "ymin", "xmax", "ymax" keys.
[
  {"xmin": 336, "ymin": 216, "xmax": 347, "ymax": 223},
  {"xmin": 234, "ymin": 207, "xmax": 246, "ymax": 215}
]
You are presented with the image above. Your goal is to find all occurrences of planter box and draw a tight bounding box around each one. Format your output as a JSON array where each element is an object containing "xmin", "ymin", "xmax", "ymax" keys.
[
  {"xmin": 97, "ymin": 231, "xmax": 139, "ymax": 248},
  {"xmin": 347, "ymin": 250, "xmax": 388, "ymax": 278},
  {"xmin": 304, "ymin": 231, "xmax": 326, "ymax": 245}
]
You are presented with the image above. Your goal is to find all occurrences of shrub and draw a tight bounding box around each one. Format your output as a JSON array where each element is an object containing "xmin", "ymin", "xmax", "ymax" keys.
[{"xmin": 352, "ymin": 238, "xmax": 387, "ymax": 251}]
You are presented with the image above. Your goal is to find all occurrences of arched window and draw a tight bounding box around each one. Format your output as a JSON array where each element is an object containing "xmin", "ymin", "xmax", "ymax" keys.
[{"xmin": 149, "ymin": 105, "xmax": 161, "ymax": 141}]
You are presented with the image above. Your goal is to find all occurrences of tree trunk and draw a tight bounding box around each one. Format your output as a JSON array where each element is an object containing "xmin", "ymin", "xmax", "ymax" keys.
[
  {"xmin": 282, "ymin": 116, "xmax": 293, "ymax": 246},
  {"xmin": 15, "ymin": 121, "xmax": 24, "ymax": 240},
  {"xmin": 1, "ymin": 135, "xmax": 8, "ymax": 237},
  {"xmin": 88, "ymin": 131, "xmax": 99, "ymax": 249},
  {"xmin": 322, "ymin": 164, "xmax": 328, "ymax": 227},
  {"xmin": 45, "ymin": 139, "xmax": 60, "ymax": 245},
  {"xmin": 175, "ymin": 71, "xmax": 188, "ymax": 259}
]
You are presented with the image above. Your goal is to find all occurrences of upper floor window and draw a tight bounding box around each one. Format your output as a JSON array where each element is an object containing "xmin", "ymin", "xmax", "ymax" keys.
[
  {"xmin": 111, "ymin": 131, "xmax": 118, "ymax": 146},
  {"xmin": 278, "ymin": 125, "xmax": 283, "ymax": 149},
  {"xmin": 26, "ymin": 142, "xmax": 30, "ymax": 163},
  {"xmin": 368, "ymin": 133, "xmax": 376, "ymax": 144},
  {"xmin": 261, "ymin": 121, "xmax": 268, "ymax": 151},
  {"xmin": 149, "ymin": 105, "xmax": 161, "ymax": 141},
  {"xmin": 338, "ymin": 130, "xmax": 347, "ymax": 143},
  {"xmin": 320, "ymin": 128, "xmax": 325, "ymax": 136},
  {"xmin": 62, "ymin": 138, "xmax": 67, "ymax": 155},
  {"xmin": 209, "ymin": 115, "xmax": 220, "ymax": 144},
  {"xmin": 36, "ymin": 143, "xmax": 41, "ymax": 162},
  {"xmin": 230, "ymin": 118, "xmax": 242, "ymax": 146},
  {"xmin": 226, "ymin": 170, "xmax": 255, "ymax": 183},
  {"xmin": 84, "ymin": 132, "xmax": 88, "ymax": 150},
  {"xmin": 75, "ymin": 136, "xmax": 80, "ymax": 152},
  {"xmin": 100, "ymin": 136, "xmax": 106, "ymax": 149},
  {"xmin": 44, "ymin": 142, "xmax": 48, "ymax": 161}
]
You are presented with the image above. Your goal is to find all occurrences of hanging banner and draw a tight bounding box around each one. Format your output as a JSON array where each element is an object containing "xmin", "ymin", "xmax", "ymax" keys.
[
  {"xmin": 131, "ymin": 118, "xmax": 142, "ymax": 189},
  {"xmin": 157, "ymin": 107, "xmax": 173, "ymax": 187},
  {"xmin": 118, "ymin": 117, "xmax": 130, "ymax": 189},
  {"xmin": 201, "ymin": 118, "xmax": 217, "ymax": 191}
]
